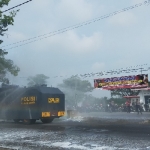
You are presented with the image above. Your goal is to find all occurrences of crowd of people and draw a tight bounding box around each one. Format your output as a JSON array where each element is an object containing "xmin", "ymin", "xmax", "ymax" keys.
[
  {"xmin": 67, "ymin": 99, "xmax": 149, "ymax": 114},
  {"xmin": 125, "ymin": 99, "xmax": 143, "ymax": 114}
]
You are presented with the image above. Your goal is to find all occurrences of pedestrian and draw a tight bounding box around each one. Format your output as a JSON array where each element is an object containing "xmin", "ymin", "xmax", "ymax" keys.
[
  {"xmin": 111, "ymin": 101, "xmax": 115, "ymax": 112},
  {"xmin": 136, "ymin": 99, "xmax": 142, "ymax": 114},
  {"xmin": 143, "ymin": 74, "xmax": 149, "ymax": 86},
  {"xmin": 108, "ymin": 102, "xmax": 112, "ymax": 112},
  {"xmin": 131, "ymin": 100, "xmax": 136, "ymax": 112},
  {"xmin": 125, "ymin": 99, "xmax": 131, "ymax": 113}
]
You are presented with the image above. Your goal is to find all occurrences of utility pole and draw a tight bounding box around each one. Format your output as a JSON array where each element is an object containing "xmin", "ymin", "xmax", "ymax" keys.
[
  {"xmin": 74, "ymin": 76, "xmax": 78, "ymax": 108},
  {"xmin": 139, "ymin": 68, "xmax": 143, "ymax": 74}
]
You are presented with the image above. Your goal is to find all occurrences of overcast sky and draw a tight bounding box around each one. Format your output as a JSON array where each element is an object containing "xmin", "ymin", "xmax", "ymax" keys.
[{"xmin": 1, "ymin": 0, "xmax": 150, "ymax": 97}]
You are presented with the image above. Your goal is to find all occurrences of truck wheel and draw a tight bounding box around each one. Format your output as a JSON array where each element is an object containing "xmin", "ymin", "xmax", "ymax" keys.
[
  {"xmin": 23, "ymin": 119, "xmax": 36, "ymax": 125},
  {"xmin": 13, "ymin": 119, "xmax": 20, "ymax": 123},
  {"xmin": 41, "ymin": 118, "xmax": 54, "ymax": 123}
]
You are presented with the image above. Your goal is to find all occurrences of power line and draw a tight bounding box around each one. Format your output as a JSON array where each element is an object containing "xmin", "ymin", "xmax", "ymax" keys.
[
  {"xmin": 1, "ymin": 1, "xmax": 145, "ymax": 49},
  {"xmin": 18, "ymin": 64, "xmax": 149, "ymax": 80},
  {"xmin": 1, "ymin": 0, "xmax": 150, "ymax": 50},
  {"xmin": 1, "ymin": 0, "xmax": 33, "ymax": 13}
]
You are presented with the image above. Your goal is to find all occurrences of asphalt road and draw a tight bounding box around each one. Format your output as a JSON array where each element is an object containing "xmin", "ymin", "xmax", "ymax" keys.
[{"xmin": 0, "ymin": 112, "xmax": 150, "ymax": 150}]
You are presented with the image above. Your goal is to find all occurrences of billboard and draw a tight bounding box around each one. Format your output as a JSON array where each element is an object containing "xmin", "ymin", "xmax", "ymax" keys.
[{"xmin": 94, "ymin": 74, "xmax": 149, "ymax": 90}]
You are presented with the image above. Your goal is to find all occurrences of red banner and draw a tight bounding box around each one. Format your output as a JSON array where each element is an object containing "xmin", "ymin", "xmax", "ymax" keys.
[{"xmin": 94, "ymin": 74, "xmax": 148, "ymax": 90}]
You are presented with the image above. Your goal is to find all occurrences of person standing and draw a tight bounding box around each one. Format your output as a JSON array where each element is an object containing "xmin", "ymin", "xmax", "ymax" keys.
[
  {"xmin": 132, "ymin": 100, "xmax": 136, "ymax": 111},
  {"xmin": 111, "ymin": 101, "xmax": 115, "ymax": 112},
  {"xmin": 126, "ymin": 99, "xmax": 131, "ymax": 113},
  {"xmin": 143, "ymin": 74, "xmax": 148, "ymax": 86},
  {"xmin": 136, "ymin": 99, "xmax": 142, "ymax": 114}
]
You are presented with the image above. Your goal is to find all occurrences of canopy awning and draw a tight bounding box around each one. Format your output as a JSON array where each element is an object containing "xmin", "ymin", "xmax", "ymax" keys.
[
  {"xmin": 123, "ymin": 96, "xmax": 140, "ymax": 98},
  {"xmin": 131, "ymin": 88, "xmax": 150, "ymax": 91}
]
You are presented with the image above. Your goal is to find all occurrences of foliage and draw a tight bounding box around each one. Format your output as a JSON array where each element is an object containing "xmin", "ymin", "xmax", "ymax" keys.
[
  {"xmin": 108, "ymin": 97, "xmax": 126, "ymax": 105},
  {"xmin": 0, "ymin": 0, "xmax": 20, "ymax": 83},
  {"xmin": 27, "ymin": 74, "xmax": 49, "ymax": 87},
  {"xmin": 94, "ymin": 97, "xmax": 126, "ymax": 106},
  {"xmin": 111, "ymin": 88, "xmax": 140, "ymax": 97},
  {"xmin": 59, "ymin": 76, "xmax": 93, "ymax": 92},
  {"xmin": 58, "ymin": 76, "xmax": 94, "ymax": 107},
  {"xmin": 94, "ymin": 97, "xmax": 108, "ymax": 105},
  {"xmin": 82, "ymin": 96, "xmax": 126, "ymax": 107},
  {"xmin": 0, "ymin": 0, "xmax": 10, "ymax": 8}
]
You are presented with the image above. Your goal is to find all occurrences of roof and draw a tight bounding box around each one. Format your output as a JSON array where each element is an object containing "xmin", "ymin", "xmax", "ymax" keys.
[
  {"xmin": 123, "ymin": 96, "xmax": 140, "ymax": 98},
  {"xmin": 28, "ymin": 86, "xmax": 64, "ymax": 94},
  {"xmin": 131, "ymin": 88, "xmax": 150, "ymax": 91}
]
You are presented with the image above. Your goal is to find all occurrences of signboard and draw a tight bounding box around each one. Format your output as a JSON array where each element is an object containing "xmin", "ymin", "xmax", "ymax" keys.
[
  {"xmin": 94, "ymin": 74, "xmax": 149, "ymax": 90},
  {"xmin": 21, "ymin": 96, "xmax": 36, "ymax": 105},
  {"xmin": 48, "ymin": 98, "xmax": 60, "ymax": 103}
]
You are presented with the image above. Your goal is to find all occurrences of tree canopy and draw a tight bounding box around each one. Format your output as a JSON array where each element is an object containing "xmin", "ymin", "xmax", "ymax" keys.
[
  {"xmin": 58, "ymin": 76, "xmax": 94, "ymax": 107},
  {"xmin": 59, "ymin": 76, "xmax": 93, "ymax": 92},
  {"xmin": 27, "ymin": 74, "xmax": 49, "ymax": 87},
  {"xmin": 0, "ymin": 0, "xmax": 20, "ymax": 83},
  {"xmin": 111, "ymin": 88, "xmax": 140, "ymax": 98}
]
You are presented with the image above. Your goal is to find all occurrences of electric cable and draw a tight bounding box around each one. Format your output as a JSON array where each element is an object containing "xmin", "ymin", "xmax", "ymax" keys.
[
  {"xmin": 1, "ymin": 0, "xmax": 33, "ymax": 13},
  {"xmin": 1, "ymin": 0, "xmax": 150, "ymax": 50},
  {"xmin": 18, "ymin": 64, "xmax": 149, "ymax": 79}
]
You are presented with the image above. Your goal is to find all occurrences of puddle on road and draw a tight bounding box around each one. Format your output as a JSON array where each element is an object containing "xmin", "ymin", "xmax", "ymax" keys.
[
  {"xmin": 0, "ymin": 117, "xmax": 150, "ymax": 150},
  {"xmin": 0, "ymin": 127, "xmax": 149, "ymax": 150},
  {"xmin": 51, "ymin": 141, "xmax": 115, "ymax": 150},
  {"xmin": 62, "ymin": 116, "xmax": 84, "ymax": 122}
]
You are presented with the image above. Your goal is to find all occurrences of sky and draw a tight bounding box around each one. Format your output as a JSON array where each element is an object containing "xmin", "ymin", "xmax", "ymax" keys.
[{"xmin": 1, "ymin": 0, "xmax": 150, "ymax": 98}]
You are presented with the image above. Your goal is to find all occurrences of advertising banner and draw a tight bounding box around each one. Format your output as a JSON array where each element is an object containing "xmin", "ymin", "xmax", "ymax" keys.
[{"xmin": 94, "ymin": 74, "xmax": 149, "ymax": 90}]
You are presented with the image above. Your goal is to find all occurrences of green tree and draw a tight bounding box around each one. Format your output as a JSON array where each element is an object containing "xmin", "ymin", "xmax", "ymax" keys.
[
  {"xmin": 111, "ymin": 88, "xmax": 140, "ymax": 98},
  {"xmin": 58, "ymin": 76, "xmax": 94, "ymax": 107},
  {"xmin": 0, "ymin": 0, "xmax": 20, "ymax": 83},
  {"xmin": 59, "ymin": 76, "xmax": 93, "ymax": 92},
  {"xmin": 108, "ymin": 97, "xmax": 126, "ymax": 105},
  {"xmin": 27, "ymin": 74, "xmax": 49, "ymax": 87}
]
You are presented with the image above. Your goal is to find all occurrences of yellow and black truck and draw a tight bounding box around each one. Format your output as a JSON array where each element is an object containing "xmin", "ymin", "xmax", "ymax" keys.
[{"xmin": 0, "ymin": 83, "xmax": 65, "ymax": 124}]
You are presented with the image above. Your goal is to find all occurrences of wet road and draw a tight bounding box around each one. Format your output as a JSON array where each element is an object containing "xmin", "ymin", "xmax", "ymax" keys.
[{"xmin": 1, "ymin": 112, "xmax": 150, "ymax": 150}]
